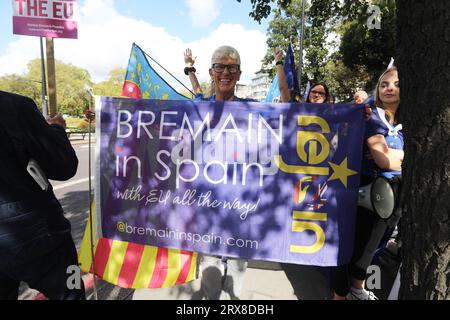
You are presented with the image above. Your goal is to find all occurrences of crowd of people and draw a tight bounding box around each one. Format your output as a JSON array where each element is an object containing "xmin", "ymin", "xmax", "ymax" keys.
[{"xmin": 0, "ymin": 44, "xmax": 402, "ymax": 300}]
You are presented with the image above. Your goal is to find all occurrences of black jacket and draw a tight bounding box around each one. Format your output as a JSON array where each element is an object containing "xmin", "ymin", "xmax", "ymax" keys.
[{"xmin": 0, "ymin": 91, "xmax": 78, "ymax": 269}]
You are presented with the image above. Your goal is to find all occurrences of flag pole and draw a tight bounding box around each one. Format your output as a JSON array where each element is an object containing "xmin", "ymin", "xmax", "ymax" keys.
[
  {"xmin": 85, "ymin": 86, "xmax": 98, "ymax": 300},
  {"xmin": 136, "ymin": 44, "xmax": 195, "ymax": 96},
  {"xmin": 298, "ymin": 0, "xmax": 306, "ymax": 94},
  {"xmin": 39, "ymin": 37, "xmax": 48, "ymax": 117},
  {"xmin": 45, "ymin": 37, "xmax": 57, "ymax": 117}
]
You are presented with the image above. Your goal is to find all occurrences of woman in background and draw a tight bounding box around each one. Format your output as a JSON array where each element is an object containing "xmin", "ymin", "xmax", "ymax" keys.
[{"xmin": 332, "ymin": 66, "xmax": 403, "ymax": 300}]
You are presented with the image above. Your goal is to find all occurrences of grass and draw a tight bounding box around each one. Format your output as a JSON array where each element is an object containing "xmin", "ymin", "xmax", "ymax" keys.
[
  {"xmin": 65, "ymin": 116, "xmax": 95, "ymax": 132},
  {"xmin": 66, "ymin": 117, "xmax": 85, "ymax": 129}
]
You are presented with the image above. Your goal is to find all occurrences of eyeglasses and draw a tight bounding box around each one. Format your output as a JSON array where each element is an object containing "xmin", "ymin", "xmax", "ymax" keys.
[
  {"xmin": 310, "ymin": 90, "xmax": 326, "ymax": 97},
  {"xmin": 211, "ymin": 63, "xmax": 240, "ymax": 74}
]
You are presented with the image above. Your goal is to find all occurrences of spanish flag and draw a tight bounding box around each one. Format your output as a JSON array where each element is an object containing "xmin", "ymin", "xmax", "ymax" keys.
[{"xmin": 78, "ymin": 203, "xmax": 197, "ymax": 289}]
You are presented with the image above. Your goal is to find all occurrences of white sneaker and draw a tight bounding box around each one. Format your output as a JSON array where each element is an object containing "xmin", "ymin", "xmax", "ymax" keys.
[{"xmin": 347, "ymin": 287, "xmax": 378, "ymax": 300}]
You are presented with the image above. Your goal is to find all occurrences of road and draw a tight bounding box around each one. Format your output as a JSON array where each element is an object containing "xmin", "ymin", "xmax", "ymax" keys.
[{"xmin": 53, "ymin": 142, "xmax": 94, "ymax": 252}]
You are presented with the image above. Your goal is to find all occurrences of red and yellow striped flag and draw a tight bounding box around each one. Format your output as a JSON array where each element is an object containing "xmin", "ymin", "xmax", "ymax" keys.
[{"xmin": 78, "ymin": 204, "xmax": 197, "ymax": 289}]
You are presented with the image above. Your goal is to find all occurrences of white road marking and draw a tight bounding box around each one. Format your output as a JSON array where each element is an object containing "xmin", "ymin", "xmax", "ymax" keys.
[{"xmin": 52, "ymin": 176, "xmax": 95, "ymax": 190}]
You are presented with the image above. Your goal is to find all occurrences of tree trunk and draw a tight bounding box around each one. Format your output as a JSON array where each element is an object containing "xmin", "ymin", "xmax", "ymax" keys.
[{"xmin": 397, "ymin": 0, "xmax": 450, "ymax": 299}]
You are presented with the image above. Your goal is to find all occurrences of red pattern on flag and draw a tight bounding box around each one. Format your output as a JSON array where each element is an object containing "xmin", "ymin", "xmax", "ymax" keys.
[
  {"xmin": 148, "ymin": 248, "xmax": 169, "ymax": 288},
  {"xmin": 122, "ymin": 81, "xmax": 141, "ymax": 98},
  {"xmin": 117, "ymin": 242, "xmax": 145, "ymax": 288},
  {"xmin": 91, "ymin": 238, "xmax": 113, "ymax": 276},
  {"xmin": 176, "ymin": 250, "xmax": 195, "ymax": 285}
]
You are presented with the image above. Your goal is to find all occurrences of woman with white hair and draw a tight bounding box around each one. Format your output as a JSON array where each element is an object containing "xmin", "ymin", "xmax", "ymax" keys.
[
  {"xmin": 184, "ymin": 45, "xmax": 255, "ymax": 300},
  {"xmin": 184, "ymin": 45, "xmax": 257, "ymax": 103}
]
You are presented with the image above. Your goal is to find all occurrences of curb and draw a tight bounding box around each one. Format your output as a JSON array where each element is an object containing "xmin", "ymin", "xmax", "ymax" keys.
[{"xmin": 70, "ymin": 139, "xmax": 96, "ymax": 146}]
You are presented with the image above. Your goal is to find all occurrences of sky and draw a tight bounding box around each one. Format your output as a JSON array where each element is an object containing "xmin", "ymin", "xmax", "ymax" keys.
[{"xmin": 0, "ymin": 0, "xmax": 271, "ymax": 89}]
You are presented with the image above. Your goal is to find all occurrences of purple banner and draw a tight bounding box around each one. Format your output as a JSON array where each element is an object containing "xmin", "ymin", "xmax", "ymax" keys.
[
  {"xmin": 12, "ymin": 0, "xmax": 78, "ymax": 39},
  {"xmin": 97, "ymin": 97, "xmax": 365, "ymax": 266}
]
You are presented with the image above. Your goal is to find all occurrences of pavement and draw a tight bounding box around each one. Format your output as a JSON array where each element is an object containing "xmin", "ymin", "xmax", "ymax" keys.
[
  {"xmin": 132, "ymin": 261, "xmax": 316, "ymax": 301},
  {"xmin": 68, "ymin": 133, "xmax": 95, "ymax": 145},
  {"xmin": 132, "ymin": 251, "xmax": 401, "ymax": 300}
]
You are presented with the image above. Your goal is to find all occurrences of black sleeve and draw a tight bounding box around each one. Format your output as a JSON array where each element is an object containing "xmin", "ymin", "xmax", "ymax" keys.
[{"xmin": 14, "ymin": 94, "xmax": 78, "ymax": 181}]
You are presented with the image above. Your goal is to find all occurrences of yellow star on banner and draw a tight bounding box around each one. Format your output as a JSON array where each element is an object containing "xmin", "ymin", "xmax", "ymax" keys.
[{"xmin": 328, "ymin": 158, "xmax": 358, "ymax": 188}]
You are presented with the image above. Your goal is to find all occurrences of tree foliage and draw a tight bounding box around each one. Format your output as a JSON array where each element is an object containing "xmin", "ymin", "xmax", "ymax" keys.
[
  {"xmin": 238, "ymin": 0, "xmax": 396, "ymax": 101},
  {"xmin": 0, "ymin": 74, "xmax": 42, "ymax": 106},
  {"xmin": 261, "ymin": 0, "xmax": 332, "ymax": 93},
  {"xmin": 0, "ymin": 60, "xmax": 127, "ymax": 116},
  {"xmin": 0, "ymin": 59, "xmax": 93, "ymax": 116},
  {"xmin": 323, "ymin": 59, "xmax": 371, "ymax": 102},
  {"xmin": 236, "ymin": 0, "xmax": 291, "ymax": 24},
  {"xmin": 93, "ymin": 68, "xmax": 126, "ymax": 98},
  {"xmin": 339, "ymin": 0, "xmax": 397, "ymax": 89},
  {"xmin": 52, "ymin": 60, "xmax": 93, "ymax": 116}
]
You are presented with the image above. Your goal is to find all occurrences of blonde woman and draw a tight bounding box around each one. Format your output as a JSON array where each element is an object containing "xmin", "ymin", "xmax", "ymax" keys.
[
  {"xmin": 332, "ymin": 67, "xmax": 403, "ymax": 300},
  {"xmin": 366, "ymin": 67, "xmax": 403, "ymax": 174}
]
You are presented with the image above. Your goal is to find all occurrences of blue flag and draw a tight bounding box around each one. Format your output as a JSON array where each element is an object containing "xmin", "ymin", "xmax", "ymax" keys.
[
  {"xmin": 265, "ymin": 44, "xmax": 299, "ymax": 102},
  {"xmin": 265, "ymin": 76, "xmax": 279, "ymax": 102},
  {"xmin": 122, "ymin": 43, "xmax": 188, "ymax": 100},
  {"xmin": 284, "ymin": 43, "xmax": 299, "ymax": 92}
]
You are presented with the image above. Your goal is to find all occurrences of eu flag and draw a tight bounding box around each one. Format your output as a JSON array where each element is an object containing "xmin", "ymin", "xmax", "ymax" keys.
[
  {"xmin": 122, "ymin": 43, "xmax": 189, "ymax": 100},
  {"xmin": 284, "ymin": 43, "xmax": 299, "ymax": 92},
  {"xmin": 265, "ymin": 44, "xmax": 299, "ymax": 102}
]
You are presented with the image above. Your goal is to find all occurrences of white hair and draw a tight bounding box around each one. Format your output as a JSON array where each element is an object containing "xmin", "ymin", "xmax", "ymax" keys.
[{"xmin": 211, "ymin": 45, "xmax": 241, "ymax": 65}]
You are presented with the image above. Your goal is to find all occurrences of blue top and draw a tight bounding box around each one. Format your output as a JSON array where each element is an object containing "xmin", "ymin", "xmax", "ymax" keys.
[
  {"xmin": 361, "ymin": 106, "xmax": 403, "ymax": 179},
  {"xmin": 364, "ymin": 95, "xmax": 375, "ymax": 107}
]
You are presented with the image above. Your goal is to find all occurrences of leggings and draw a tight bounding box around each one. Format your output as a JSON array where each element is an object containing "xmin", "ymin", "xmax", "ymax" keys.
[{"xmin": 332, "ymin": 175, "xmax": 379, "ymax": 297}]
